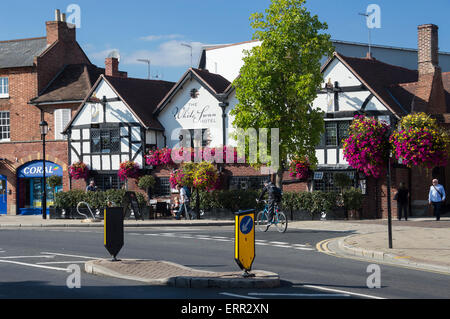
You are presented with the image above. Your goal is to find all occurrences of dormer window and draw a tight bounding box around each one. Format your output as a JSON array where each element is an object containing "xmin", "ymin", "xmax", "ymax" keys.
[{"xmin": 0, "ymin": 77, "xmax": 9, "ymax": 98}]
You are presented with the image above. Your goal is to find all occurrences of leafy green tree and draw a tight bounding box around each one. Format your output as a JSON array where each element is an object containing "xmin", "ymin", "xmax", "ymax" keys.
[{"xmin": 231, "ymin": 0, "xmax": 333, "ymax": 186}]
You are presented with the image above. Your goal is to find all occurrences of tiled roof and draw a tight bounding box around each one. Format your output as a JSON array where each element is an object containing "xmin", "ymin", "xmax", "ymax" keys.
[
  {"xmin": 191, "ymin": 68, "xmax": 231, "ymax": 94},
  {"xmin": 104, "ymin": 76, "xmax": 175, "ymax": 130},
  {"xmin": 31, "ymin": 64, "xmax": 104, "ymax": 104},
  {"xmin": 0, "ymin": 37, "xmax": 48, "ymax": 68},
  {"xmin": 336, "ymin": 53, "xmax": 419, "ymax": 116}
]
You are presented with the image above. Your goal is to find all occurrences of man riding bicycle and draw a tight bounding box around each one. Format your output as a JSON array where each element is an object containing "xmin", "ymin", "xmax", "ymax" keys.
[{"xmin": 257, "ymin": 179, "xmax": 282, "ymax": 231}]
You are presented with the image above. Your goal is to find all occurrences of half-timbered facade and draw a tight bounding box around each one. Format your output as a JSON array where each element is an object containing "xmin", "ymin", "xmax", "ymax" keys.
[{"xmin": 64, "ymin": 63, "xmax": 174, "ymax": 190}]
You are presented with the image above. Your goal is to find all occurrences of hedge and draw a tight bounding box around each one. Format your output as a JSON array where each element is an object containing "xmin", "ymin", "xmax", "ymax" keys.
[{"xmin": 55, "ymin": 189, "xmax": 146, "ymax": 209}]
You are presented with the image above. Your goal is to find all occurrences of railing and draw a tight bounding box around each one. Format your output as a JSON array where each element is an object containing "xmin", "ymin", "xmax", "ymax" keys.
[{"xmin": 76, "ymin": 201, "xmax": 98, "ymax": 221}]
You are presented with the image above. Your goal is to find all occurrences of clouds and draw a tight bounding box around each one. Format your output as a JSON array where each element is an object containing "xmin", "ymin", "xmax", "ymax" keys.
[
  {"xmin": 122, "ymin": 40, "xmax": 204, "ymax": 67},
  {"xmin": 86, "ymin": 35, "xmax": 205, "ymax": 68}
]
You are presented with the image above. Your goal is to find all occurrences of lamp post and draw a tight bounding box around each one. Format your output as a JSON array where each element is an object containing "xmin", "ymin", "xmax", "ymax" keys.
[
  {"xmin": 40, "ymin": 121, "xmax": 48, "ymax": 220},
  {"xmin": 137, "ymin": 59, "xmax": 151, "ymax": 80},
  {"xmin": 181, "ymin": 43, "xmax": 193, "ymax": 67}
]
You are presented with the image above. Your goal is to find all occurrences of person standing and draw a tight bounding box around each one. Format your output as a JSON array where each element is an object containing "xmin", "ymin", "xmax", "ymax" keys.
[
  {"xmin": 175, "ymin": 184, "xmax": 192, "ymax": 220},
  {"xmin": 395, "ymin": 182, "xmax": 409, "ymax": 221},
  {"xmin": 86, "ymin": 180, "xmax": 97, "ymax": 192},
  {"xmin": 429, "ymin": 179, "xmax": 446, "ymax": 221}
]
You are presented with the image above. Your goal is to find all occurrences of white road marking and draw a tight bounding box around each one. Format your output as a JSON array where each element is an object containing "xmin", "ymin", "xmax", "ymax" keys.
[
  {"xmin": 219, "ymin": 292, "xmax": 260, "ymax": 299},
  {"xmin": 293, "ymin": 247, "xmax": 315, "ymax": 251},
  {"xmin": 0, "ymin": 255, "xmax": 54, "ymax": 259},
  {"xmin": 255, "ymin": 242, "xmax": 270, "ymax": 246},
  {"xmin": 40, "ymin": 252, "xmax": 102, "ymax": 260},
  {"xmin": 248, "ymin": 293, "xmax": 350, "ymax": 297},
  {"xmin": 0, "ymin": 259, "xmax": 68, "ymax": 271},
  {"xmin": 37, "ymin": 261, "xmax": 87, "ymax": 265},
  {"xmin": 269, "ymin": 241, "xmax": 289, "ymax": 245},
  {"xmin": 301, "ymin": 284, "xmax": 385, "ymax": 300},
  {"xmin": 292, "ymin": 244, "xmax": 310, "ymax": 247},
  {"xmin": 272, "ymin": 244, "xmax": 294, "ymax": 248}
]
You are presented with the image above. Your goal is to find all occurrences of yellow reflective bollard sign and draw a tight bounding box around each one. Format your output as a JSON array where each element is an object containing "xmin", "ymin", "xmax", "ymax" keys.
[{"xmin": 234, "ymin": 209, "xmax": 255, "ymax": 272}]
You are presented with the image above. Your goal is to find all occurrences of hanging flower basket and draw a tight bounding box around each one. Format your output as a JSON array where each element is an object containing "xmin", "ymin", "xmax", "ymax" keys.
[
  {"xmin": 343, "ymin": 115, "xmax": 391, "ymax": 179},
  {"xmin": 68, "ymin": 162, "xmax": 89, "ymax": 180},
  {"xmin": 145, "ymin": 148, "xmax": 174, "ymax": 166},
  {"xmin": 390, "ymin": 113, "xmax": 450, "ymax": 168},
  {"xmin": 118, "ymin": 161, "xmax": 140, "ymax": 181},
  {"xmin": 288, "ymin": 158, "xmax": 311, "ymax": 180}
]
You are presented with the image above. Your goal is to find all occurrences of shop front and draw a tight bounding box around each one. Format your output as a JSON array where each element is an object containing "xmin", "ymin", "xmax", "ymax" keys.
[{"xmin": 17, "ymin": 161, "xmax": 63, "ymax": 215}]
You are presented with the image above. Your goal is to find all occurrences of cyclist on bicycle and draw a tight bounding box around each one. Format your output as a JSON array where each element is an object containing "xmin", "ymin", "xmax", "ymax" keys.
[{"xmin": 257, "ymin": 179, "xmax": 282, "ymax": 230}]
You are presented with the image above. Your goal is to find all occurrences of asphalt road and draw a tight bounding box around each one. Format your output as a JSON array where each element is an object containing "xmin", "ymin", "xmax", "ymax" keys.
[{"xmin": 0, "ymin": 225, "xmax": 449, "ymax": 301}]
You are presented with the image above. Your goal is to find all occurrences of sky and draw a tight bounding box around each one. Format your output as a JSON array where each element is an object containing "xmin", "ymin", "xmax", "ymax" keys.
[{"xmin": 1, "ymin": 0, "xmax": 450, "ymax": 82}]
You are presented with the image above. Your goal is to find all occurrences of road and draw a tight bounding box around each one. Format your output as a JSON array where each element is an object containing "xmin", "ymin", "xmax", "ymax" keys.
[{"xmin": 0, "ymin": 225, "xmax": 449, "ymax": 300}]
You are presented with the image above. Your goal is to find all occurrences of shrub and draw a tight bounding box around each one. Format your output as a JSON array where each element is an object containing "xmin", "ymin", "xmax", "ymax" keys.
[
  {"xmin": 137, "ymin": 175, "xmax": 156, "ymax": 190},
  {"xmin": 342, "ymin": 187, "xmax": 363, "ymax": 211}
]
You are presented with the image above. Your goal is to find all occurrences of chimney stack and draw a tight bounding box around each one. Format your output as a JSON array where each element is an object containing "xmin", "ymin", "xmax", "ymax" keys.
[
  {"xmin": 105, "ymin": 57, "xmax": 120, "ymax": 77},
  {"xmin": 418, "ymin": 24, "xmax": 439, "ymax": 79},
  {"xmin": 46, "ymin": 9, "xmax": 75, "ymax": 45}
]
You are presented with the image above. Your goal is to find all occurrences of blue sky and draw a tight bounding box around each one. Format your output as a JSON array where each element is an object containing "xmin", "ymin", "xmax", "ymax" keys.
[{"xmin": 1, "ymin": 0, "xmax": 449, "ymax": 82}]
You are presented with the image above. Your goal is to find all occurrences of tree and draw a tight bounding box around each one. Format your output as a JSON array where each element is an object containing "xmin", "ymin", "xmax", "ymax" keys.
[{"xmin": 231, "ymin": 0, "xmax": 334, "ymax": 187}]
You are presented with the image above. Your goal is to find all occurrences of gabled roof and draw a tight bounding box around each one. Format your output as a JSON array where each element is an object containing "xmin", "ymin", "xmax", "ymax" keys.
[
  {"xmin": 104, "ymin": 75, "xmax": 175, "ymax": 130},
  {"xmin": 0, "ymin": 37, "xmax": 48, "ymax": 68},
  {"xmin": 331, "ymin": 52, "xmax": 419, "ymax": 117},
  {"xmin": 154, "ymin": 68, "xmax": 231, "ymax": 115},
  {"xmin": 30, "ymin": 64, "xmax": 104, "ymax": 105},
  {"xmin": 64, "ymin": 75, "xmax": 175, "ymax": 132}
]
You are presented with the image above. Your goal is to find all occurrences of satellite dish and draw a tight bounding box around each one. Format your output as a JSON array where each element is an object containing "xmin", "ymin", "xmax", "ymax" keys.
[{"xmin": 108, "ymin": 50, "xmax": 121, "ymax": 62}]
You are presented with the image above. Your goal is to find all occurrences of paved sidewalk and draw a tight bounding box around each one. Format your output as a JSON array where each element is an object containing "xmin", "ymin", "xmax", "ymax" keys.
[{"xmin": 288, "ymin": 218, "xmax": 450, "ymax": 274}]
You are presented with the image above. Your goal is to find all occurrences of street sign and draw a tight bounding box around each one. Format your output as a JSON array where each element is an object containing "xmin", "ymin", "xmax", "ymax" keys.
[
  {"xmin": 104, "ymin": 207, "xmax": 124, "ymax": 261},
  {"xmin": 123, "ymin": 191, "xmax": 144, "ymax": 221},
  {"xmin": 234, "ymin": 209, "xmax": 255, "ymax": 274}
]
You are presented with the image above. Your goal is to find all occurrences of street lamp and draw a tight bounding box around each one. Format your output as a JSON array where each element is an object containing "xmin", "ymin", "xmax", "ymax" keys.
[
  {"xmin": 40, "ymin": 120, "xmax": 48, "ymax": 220},
  {"xmin": 181, "ymin": 43, "xmax": 193, "ymax": 67},
  {"xmin": 137, "ymin": 59, "xmax": 151, "ymax": 80}
]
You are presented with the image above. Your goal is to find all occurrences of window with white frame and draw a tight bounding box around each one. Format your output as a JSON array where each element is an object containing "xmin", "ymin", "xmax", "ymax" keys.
[
  {"xmin": 0, "ymin": 111, "xmax": 10, "ymax": 141},
  {"xmin": 0, "ymin": 78, "xmax": 9, "ymax": 98},
  {"xmin": 54, "ymin": 109, "xmax": 71, "ymax": 140}
]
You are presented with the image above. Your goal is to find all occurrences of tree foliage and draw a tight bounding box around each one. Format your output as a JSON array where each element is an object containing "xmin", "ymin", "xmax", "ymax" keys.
[{"xmin": 231, "ymin": 0, "xmax": 334, "ymax": 175}]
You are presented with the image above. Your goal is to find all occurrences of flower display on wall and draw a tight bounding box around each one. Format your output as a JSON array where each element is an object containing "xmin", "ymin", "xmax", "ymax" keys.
[
  {"xmin": 343, "ymin": 115, "xmax": 391, "ymax": 179},
  {"xmin": 390, "ymin": 113, "xmax": 449, "ymax": 168},
  {"xmin": 169, "ymin": 162, "xmax": 219, "ymax": 192},
  {"xmin": 288, "ymin": 157, "xmax": 310, "ymax": 180},
  {"xmin": 68, "ymin": 161, "xmax": 89, "ymax": 180},
  {"xmin": 118, "ymin": 161, "xmax": 140, "ymax": 181},
  {"xmin": 145, "ymin": 148, "xmax": 174, "ymax": 166}
]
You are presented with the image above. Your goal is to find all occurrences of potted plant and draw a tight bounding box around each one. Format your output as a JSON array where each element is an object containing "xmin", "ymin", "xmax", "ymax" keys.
[
  {"xmin": 47, "ymin": 175, "xmax": 62, "ymax": 219},
  {"xmin": 68, "ymin": 161, "xmax": 89, "ymax": 180},
  {"xmin": 137, "ymin": 175, "xmax": 156, "ymax": 209}
]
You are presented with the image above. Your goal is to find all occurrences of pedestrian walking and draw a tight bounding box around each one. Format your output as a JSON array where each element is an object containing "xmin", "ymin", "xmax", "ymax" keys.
[
  {"xmin": 394, "ymin": 182, "xmax": 409, "ymax": 221},
  {"xmin": 429, "ymin": 179, "xmax": 446, "ymax": 221},
  {"xmin": 175, "ymin": 184, "xmax": 192, "ymax": 220}
]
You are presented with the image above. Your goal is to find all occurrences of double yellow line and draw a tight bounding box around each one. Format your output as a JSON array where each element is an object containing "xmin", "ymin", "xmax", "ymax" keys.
[{"xmin": 316, "ymin": 238, "xmax": 338, "ymax": 256}]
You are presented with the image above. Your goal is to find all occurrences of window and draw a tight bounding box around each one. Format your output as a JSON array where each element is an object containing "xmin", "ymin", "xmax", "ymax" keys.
[
  {"xmin": 319, "ymin": 121, "xmax": 351, "ymax": 148},
  {"xmin": 179, "ymin": 129, "xmax": 210, "ymax": 148},
  {"xmin": 91, "ymin": 128, "xmax": 120, "ymax": 154},
  {"xmin": 154, "ymin": 177, "xmax": 171, "ymax": 196},
  {"xmin": 229, "ymin": 176, "xmax": 267, "ymax": 190},
  {"xmin": 0, "ymin": 78, "xmax": 8, "ymax": 98},
  {"xmin": 0, "ymin": 111, "xmax": 10, "ymax": 141},
  {"xmin": 54, "ymin": 109, "xmax": 71, "ymax": 140},
  {"xmin": 93, "ymin": 174, "xmax": 124, "ymax": 191},
  {"xmin": 313, "ymin": 171, "xmax": 356, "ymax": 193}
]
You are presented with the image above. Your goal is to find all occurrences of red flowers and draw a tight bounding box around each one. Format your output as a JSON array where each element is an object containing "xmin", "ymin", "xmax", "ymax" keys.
[
  {"xmin": 68, "ymin": 162, "xmax": 89, "ymax": 180},
  {"xmin": 118, "ymin": 161, "xmax": 140, "ymax": 181},
  {"xmin": 289, "ymin": 158, "xmax": 310, "ymax": 180}
]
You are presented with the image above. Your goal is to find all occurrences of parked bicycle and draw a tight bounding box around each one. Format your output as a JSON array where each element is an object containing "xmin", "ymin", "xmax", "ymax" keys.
[{"xmin": 256, "ymin": 200, "xmax": 288, "ymax": 233}]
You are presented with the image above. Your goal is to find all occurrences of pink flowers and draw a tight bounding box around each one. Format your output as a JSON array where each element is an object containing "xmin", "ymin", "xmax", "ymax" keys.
[
  {"xmin": 390, "ymin": 113, "xmax": 449, "ymax": 168},
  {"xmin": 289, "ymin": 158, "xmax": 310, "ymax": 180},
  {"xmin": 118, "ymin": 161, "xmax": 140, "ymax": 181},
  {"xmin": 343, "ymin": 115, "xmax": 390, "ymax": 179},
  {"xmin": 68, "ymin": 162, "xmax": 89, "ymax": 180},
  {"xmin": 145, "ymin": 148, "xmax": 174, "ymax": 166}
]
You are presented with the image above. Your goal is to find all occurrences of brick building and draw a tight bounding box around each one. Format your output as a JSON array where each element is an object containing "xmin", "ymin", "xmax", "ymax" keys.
[{"xmin": 0, "ymin": 11, "xmax": 102, "ymax": 215}]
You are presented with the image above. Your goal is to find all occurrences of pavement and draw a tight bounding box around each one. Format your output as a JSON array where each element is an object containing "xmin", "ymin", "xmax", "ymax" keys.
[{"xmin": 1, "ymin": 214, "xmax": 450, "ymax": 287}]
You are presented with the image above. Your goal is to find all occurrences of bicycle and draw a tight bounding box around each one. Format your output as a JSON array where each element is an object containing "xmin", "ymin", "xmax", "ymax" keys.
[{"xmin": 256, "ymin": 200, "xmax": 288, "ymax": 233}]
